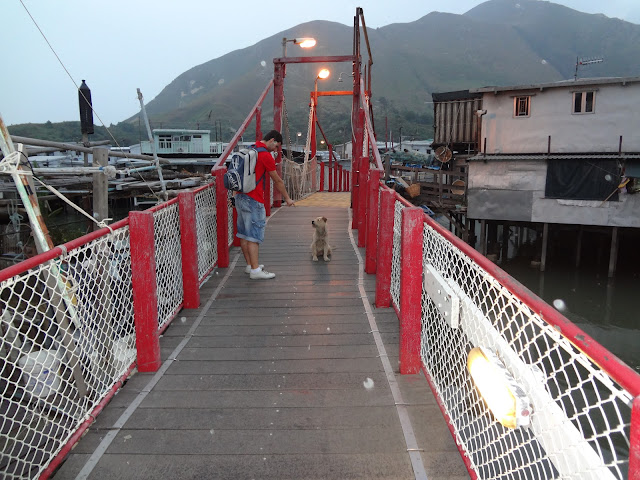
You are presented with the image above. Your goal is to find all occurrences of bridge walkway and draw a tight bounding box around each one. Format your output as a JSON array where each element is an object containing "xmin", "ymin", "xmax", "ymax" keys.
[{"xmin": 53, "ymin": 198, "xmax": 468, "ymax": 479}]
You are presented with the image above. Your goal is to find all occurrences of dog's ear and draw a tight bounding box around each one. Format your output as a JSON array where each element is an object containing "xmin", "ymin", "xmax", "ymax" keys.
[{"xmin": 322, "ymin": 217, "xmax": 327, "ymax": 222}]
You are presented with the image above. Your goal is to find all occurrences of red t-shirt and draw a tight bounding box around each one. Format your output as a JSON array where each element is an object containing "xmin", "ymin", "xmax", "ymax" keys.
[{"xmin": 246, "ymin": 141, "xmax": 275, "ymax": 203}]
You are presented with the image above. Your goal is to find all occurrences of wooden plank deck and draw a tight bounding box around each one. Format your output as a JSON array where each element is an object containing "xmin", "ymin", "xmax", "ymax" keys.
[{"xmin": 52, "ymin": 198, "xmax": 468, "ymax": 480}]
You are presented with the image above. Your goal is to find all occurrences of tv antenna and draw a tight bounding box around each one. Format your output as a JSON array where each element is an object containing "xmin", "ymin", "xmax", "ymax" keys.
[{"xmin": 574, "ymin": 56, "xmax": 603, "ymax": 80}]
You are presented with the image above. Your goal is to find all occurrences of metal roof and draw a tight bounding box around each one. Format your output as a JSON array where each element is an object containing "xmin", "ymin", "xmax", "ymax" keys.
[
  {"xmin": 467, "ymin": 153, "xmax": 640, "ymax": 161},
  {"xmin": 152, "ymin": 129, "xmax": 210, "ymax": 134},
  {"xmin": 470, "ymin": 76, "xmax": 640, "ymax": 94}
]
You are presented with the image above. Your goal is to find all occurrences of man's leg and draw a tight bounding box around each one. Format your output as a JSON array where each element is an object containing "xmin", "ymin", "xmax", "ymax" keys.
[
  {"xmin": 240, "ymin": 238, "xmax": 251, "ymax": 265},
  {"xmin": 246, "ymin": 240, "xmax": 260, "ymax": 269}
]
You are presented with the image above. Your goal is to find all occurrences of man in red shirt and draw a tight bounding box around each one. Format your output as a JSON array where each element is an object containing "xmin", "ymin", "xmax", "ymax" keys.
[{"xmin": 235, "ymin": 130, "xmax": 295, "ymax": 279}]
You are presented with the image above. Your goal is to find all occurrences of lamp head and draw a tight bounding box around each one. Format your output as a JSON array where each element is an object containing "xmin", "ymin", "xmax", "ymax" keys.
[
  {"xmin": 317, "ymin": 68, "xmax": 330, "ymax": 80},
  {"xmin": 294, "ymin": 37, "xmax": 317, "ymax": 48}
]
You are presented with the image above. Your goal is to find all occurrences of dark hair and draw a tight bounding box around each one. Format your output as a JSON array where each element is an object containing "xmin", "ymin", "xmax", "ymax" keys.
[{"xmin": 263, "ymin": 130, "xmax": 283, "ymax": 143}]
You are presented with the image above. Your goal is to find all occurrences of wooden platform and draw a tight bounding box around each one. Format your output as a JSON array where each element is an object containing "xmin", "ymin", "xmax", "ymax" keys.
[{"xmin": 52, "ymin": 206, "xmax": 468, "ymax": 480}]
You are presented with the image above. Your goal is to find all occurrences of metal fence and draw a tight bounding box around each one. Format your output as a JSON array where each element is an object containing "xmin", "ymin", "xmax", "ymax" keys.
[
  {"xmin": 194, "ymin": 184, "xmax": 217, "ymax": 282},
  {"xmin": 152, "ymin": 201, "xmax": 183, "ymax": 331},
  {"xmin": 385, "ymin": 191, "xmax": 640, "ymax": 480},
  {"xmin": 0, "ymin": 222, "xmax": 135, "ymax": 479},
  {"xmin": 0, "ymin": 181, "xmax": 223, "ymax": 479}
]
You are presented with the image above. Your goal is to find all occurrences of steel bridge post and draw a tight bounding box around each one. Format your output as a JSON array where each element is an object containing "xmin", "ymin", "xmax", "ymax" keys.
[
  {"xmin": 375, "ymin": 189, "xmax": 395, "ymax": 307},
  {"xmin": 365, "ymin": 169, "xmax": 381, "ymax": 273},
  {"xmin": 272, "ymin": 62, "xmax": 285, "ymax": 207},
  {"xmin": 357, "ymin": 153, "xmax": 369, "ymax": 247},
  {"xmin": 178, "ymin": 190, "xmax": 200, "ymax": 308},
  {"xmin": 631, "ymin": 396, "xmax": 640, "ymax": 478},
  {"xmin": 399, "ymin": 207, "xmax": 424, "ymax": 374},
  {"xmin": 129, "ymin": 210, "xmax": 162, "ymax": 372},
  {"xmin": 212, "ymin": 166, "xmax": 230, "ymax": 268}
]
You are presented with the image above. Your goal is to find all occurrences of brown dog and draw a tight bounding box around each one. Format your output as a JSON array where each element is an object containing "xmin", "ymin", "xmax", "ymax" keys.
[{"xmin": 311, "ymin": 216, "xmax": 332, "ymax": 262}]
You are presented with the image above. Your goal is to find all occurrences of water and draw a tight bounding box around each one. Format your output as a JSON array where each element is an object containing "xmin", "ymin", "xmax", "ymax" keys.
[{"xmin": 501, "ymin": 259, "xmax": 640, "ymax": 373}]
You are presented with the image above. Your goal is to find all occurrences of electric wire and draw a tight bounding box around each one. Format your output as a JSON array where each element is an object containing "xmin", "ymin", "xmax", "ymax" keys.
[{"xmin": 18, "ymin": 0, "xmax": 161, "ymax": 201}]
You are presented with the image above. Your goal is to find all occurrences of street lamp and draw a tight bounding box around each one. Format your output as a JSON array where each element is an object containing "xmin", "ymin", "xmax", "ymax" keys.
[
  {"xmin": 314, "ymin": 68, "xmax": 330, "ymax": 93},
  {"xmin": 337, "ymin": 72, "xmax": 354, "ymax": 83},
  {"xmin": 282, "ymin": 37, "xmax": 317, "ymax": 57}
]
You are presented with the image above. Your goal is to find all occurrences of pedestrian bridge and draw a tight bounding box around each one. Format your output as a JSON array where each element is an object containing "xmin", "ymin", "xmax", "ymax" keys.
[
  {"xmin": 1, "ymin": 184, "xmax": 638, "ymax": 480},
  {"xmin": 51, "ymin": 199, "xmax": 468, "ymax": 479},
  {"xmin": 1, "ymin": 7, "xmax": 639, "ymax": 473}
]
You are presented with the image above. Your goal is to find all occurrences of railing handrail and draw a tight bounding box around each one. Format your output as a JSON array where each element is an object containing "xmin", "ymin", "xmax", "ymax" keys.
[
  {"xmin": 384, "ymin": 183, "xmax": 640, "ymax": 397},
  {"xmin": 360, "ymin": 78, "xmax": 383, "ymax": 171},
  {"xmin": 0, "ymin": 217, "xmax": 130, "ymax": 282},
  {"xmin": 213, "ymin": 79, "xmax": 274, "ymax": 168}
]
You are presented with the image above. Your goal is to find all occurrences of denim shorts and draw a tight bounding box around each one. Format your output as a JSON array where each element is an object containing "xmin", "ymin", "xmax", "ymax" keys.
[{"xmin": 235, "ymin": 193, "xmax": 266, "ymax": 244}]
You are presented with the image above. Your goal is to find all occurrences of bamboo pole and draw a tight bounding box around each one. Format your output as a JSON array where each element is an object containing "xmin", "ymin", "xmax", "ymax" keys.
[
  {"xmin": 137, "ymin": 88, "xmax": 168, "ymax": 201},
  {"xmin": 0, "ymin": 113, "xmax": 88, "ymax": 396},
  {"xmin": 9, "ymin": 135, "xmax": 170, "ymax": 164}
]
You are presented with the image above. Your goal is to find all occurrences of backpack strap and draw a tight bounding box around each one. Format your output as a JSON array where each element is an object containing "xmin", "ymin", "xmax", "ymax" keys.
[{"xmin": 251, "ymin": 145, "xmax": 269, "ymax": 189}]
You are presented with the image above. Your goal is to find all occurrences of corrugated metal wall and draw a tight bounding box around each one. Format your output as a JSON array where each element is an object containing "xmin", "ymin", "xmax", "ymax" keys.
[{"xmin": 433, "ymin": 98, "xmax": 482, "ymax": 146}]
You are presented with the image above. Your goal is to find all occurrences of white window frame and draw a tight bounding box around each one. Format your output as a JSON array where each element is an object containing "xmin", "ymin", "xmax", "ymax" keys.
[
  {"xmin": 514, "ymin": 96, "xmax": 531, "ymax": 117},
  {"xmin": 158, "ymin": 134, "xmax": 172, "ymax": 149},
  {"xmin": 572, "ymin": 90, "xmax": 596, "ymax": 114}
]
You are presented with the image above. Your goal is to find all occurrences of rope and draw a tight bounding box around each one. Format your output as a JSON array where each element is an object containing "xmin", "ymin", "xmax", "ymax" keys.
[
  {"xmin": 18, "ymin": 0, "xmax": 146, "ymax": 162},
  {"xmin": 0, "ymin": 151, "xmax": 22, "ymax": 175},
  {"xmin": 32, "ymin": 176, "xmax": 112, "ymax": 229},
  {"xmin": 1, "ymin": 150, "xmax": 112, "ymax": 228}
]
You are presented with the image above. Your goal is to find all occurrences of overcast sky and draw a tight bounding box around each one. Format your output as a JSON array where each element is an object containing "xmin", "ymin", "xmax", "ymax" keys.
[{"xmin": 2, "ymin": 0, "xmax": 638, "ymax": 127}]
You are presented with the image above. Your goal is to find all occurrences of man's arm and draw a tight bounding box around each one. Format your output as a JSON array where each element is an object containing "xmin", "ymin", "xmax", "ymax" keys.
[{"xmin": 268, "ymin": 169, "xmax": 295, "ymax": 206}]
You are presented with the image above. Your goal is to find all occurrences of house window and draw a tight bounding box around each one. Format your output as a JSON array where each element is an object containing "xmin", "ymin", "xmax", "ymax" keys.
[
  {"xmin": 514, "ymin": 96, "xmax": 531, "ymax": 117},
  {"xmin": 573, "ymin": 91, "xmax": 595, "ymax": 114},
  {"xmin": 158, "ymin": 134, "xmax": 172, "ymax": 149}
]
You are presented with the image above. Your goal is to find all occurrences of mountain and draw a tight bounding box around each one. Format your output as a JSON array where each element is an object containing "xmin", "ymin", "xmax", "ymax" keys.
[
  {"xmin": 464, "ymin": 0, "xmax": 640, "ymax": 79},
  {"xmin": 9, "ymin": 0, "xmax": 640, "ymax": 146}
]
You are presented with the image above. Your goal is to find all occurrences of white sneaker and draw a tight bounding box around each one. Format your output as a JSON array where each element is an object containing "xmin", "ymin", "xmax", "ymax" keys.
[
  {"xmin": 250, "ymin": 269, "xmax": 276, "ymax": 280},
  {"xmin": 245, "ymin": 264, "xmax": 264, "ymax": 274}
]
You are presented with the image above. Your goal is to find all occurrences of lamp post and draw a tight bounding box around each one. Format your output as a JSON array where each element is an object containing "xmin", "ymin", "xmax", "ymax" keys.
[
  {"xmin": 282, "ymin": 37, "xmax": 316, "ymax": 57},
  {"xmin": 314, "ymin": 68, "xmax": 330, "ymax": 95}
]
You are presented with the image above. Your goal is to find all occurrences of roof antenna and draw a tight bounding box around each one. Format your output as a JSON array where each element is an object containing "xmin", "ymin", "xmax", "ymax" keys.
[{"xmin": 574, "ymin": 56, "xmax": 603, "ymax": 80}]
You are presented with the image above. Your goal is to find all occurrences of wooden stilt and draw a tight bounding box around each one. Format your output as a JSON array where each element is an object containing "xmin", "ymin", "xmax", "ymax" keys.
[
  {"xmin": 518, "ymin": 226, "xmax": 523, "ymax": 249},
  {"xmin": 605, "ymin": 278, "xmax": 615, "ymax": 324},
  {"xmin": 541, "ymin": 223, "xmax": 549, "ymax": 272},
  {"xmin": 608, "ymin": 226, "xmax": 619, "ymax": 278},
  {"xmin": 92, "ymin": 147, "xmax": 109, "ymax": 230},
  {"xmin": 575, "ymin": 225, "xmax": 583, "ymax": 268},
  {"xmin": 480, "ymin": 219, "xmax": 487, "ymax": 255},
  {"xmin": 463, "ymin": 216, "xmax": 470, "ymax": 243},
  {"xmin": 501, "ymin": 223, "xmax": 509, "ymax": 263}
]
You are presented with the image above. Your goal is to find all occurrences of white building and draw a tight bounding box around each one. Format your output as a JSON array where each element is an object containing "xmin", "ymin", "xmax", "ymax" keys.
[{"xmin": 466, "ymin": 76, "xmax": 640, "ymax": 229}]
